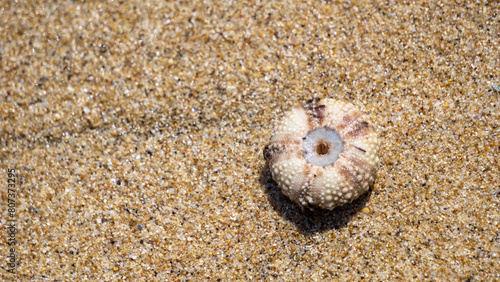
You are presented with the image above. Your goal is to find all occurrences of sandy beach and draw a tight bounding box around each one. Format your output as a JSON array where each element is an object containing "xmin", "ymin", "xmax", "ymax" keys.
[{"xmin": 1, "ymin": 0, "xmax": 499, "ymax": 280}]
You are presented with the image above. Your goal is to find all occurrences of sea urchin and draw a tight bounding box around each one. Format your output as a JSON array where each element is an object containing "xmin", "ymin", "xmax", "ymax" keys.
[{"xmin": 264, "ymin": 98, "xmax": 379, "ymax": 210}]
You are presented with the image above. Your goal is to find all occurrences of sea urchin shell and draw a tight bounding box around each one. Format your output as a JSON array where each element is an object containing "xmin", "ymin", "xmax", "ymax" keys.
[{"xmin": 264, "ymin": 98, "xmax": 379, "ymax": 210}]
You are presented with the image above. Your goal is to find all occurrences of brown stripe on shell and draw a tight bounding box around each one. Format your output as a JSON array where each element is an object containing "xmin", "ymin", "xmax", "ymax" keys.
[
  {"xmin": 302, "ymin": 163, "xmax": 312, "ymax": 184},
  {"xmin": 284, "ymin": 162, "xmax": 312, "ymax": 206},
  {"xmin": 303, "ymin": 164, "xmax": 326, "ymax": 207},
  {"xmin": 301, "ymin": 164, "xmax": 313, "ymax": 196},
  {"xmin": 265, "ymin": 136, "xmax": 302, "ymax": 162},
  {"xmin": 280, "ymin": 135, "xmax": 302, "ymax": 146},
  {"xmin": 306, "ymin": 104, "xmax": 325, "ymax": 121},
  {"xmin": 337, "ymin": 148, "xmax": 373, "ymax": 188},
  {"xmin": 338, "ymin": 163, "xmax": 360, "ymax": 192},
  {"xmin": 337, "ymin": 111, "xmax": 362, "ymax": 132},
  {"xmin": 303, "ymin": 99, "xmax": 326, "ymax": 126},
  {"xmin": 344, "ymin": 150, "xmax": 371, "ymax": 175},
  {"xmin": 345, "ymin": 120, "xmax": 370, "ymax": 139}
]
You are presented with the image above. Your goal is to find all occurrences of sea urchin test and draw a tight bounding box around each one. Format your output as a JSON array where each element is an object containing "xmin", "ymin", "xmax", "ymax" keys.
[{"xmin": 264, "ymin": 98, "xmax": 379, "ymax": 210}]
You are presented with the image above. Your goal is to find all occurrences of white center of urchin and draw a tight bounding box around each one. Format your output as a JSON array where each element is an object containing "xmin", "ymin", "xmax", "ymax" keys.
[{"xmin": 302, "ymin": 127, "xmax": 344, "ymax": 167}]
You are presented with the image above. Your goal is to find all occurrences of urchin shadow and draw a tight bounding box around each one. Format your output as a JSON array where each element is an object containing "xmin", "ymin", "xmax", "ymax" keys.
[{"xmin": 259, "ymin": 164, "xmax": 372, "ymax": 235}]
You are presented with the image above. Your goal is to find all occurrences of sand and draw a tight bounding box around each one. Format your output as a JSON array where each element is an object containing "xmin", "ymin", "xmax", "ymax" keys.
[{"xmin": 1, "ymin": 0, "xmax": 499, "ymax": 280}]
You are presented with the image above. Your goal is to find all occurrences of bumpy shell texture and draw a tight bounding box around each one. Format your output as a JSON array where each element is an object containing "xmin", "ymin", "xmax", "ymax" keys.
[{"xmin": 264, "ymin": 98, "xmax": 379, "ymax": 210}]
